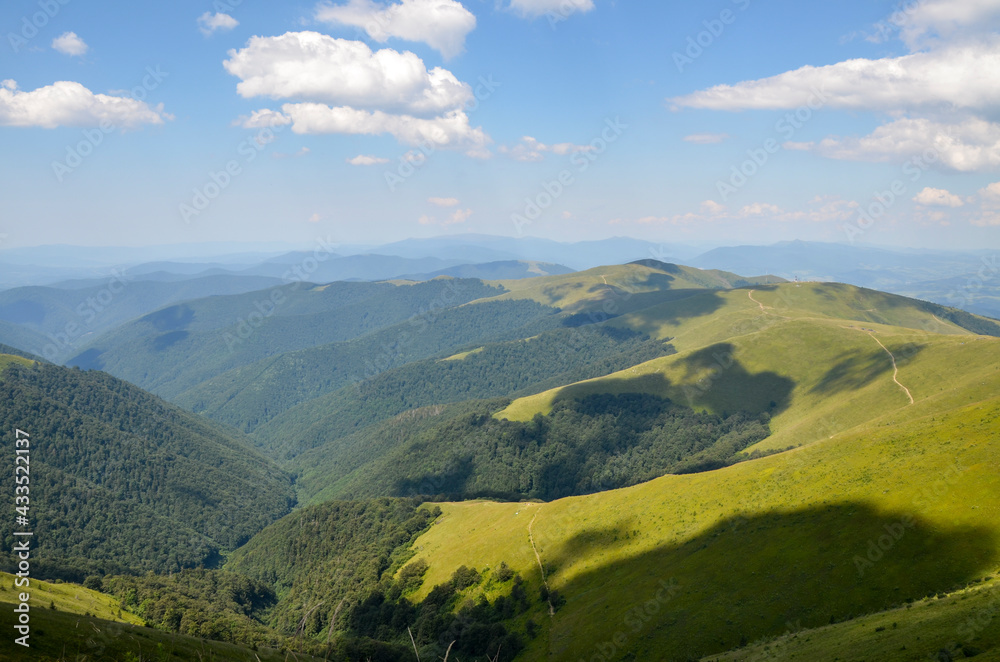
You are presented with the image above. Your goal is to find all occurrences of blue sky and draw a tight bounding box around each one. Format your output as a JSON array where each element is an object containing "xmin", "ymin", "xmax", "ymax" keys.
[{"xmin": 2, "ymin": 0, "xmax": 1000, "ymax": 250}]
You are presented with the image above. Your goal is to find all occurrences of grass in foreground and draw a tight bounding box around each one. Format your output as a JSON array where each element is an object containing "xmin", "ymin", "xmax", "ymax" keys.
[{"xmin": 704, "ymin": 574, "xmax": 1000, "ymax": 661}]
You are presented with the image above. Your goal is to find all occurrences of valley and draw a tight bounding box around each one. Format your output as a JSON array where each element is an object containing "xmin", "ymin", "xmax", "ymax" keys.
[{"xmin": 1, "ymin": 257, "xmax": 998, "ymax": 661}]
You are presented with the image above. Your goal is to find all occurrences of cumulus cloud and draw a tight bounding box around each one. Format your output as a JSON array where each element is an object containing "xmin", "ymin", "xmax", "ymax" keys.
[
  {"xmin": 891, "ymin": 0, "xmax": 1000, "ymax": 50},
  {"xmin": 739, "ymin": 202, "xmax": 783, "ymax": 217},
  {"xmin": 973, "ymin": 181, "xmax": 1000, "ymax": 226},
  {"xmin": 683, "ymin": 133, "xmax": 728, "ymax": 144},
  {"xmin": 499, "ymin": 135, "xmax": 593, "ymax": 162},
  {"xmin": 669, "ymin": 41, "xmax": 1000, "ymax": 113},
  {"xmin": 788, "ymin": 117, "xmax": 1000, "ymax": 172},
  {"xmin": 226, "ymin": 31, "xmax": 489, "ymax": 154},
  {"xmin": 233, "ymin": 108, "xmax": 292, "ymax": 128},
  {"xmin": 428, "ymin": 196, "xmax": 459, "ymax": 206},
  {"xmin": 198, "ymin": 12, "xmax": 239, "ymax": 36},
  {"xmin": 507, "ymin": 0, "xmax": 594, "ymax": 19},
  {"xmin": 315, "ymin": 0, "xmax": 475, "ymax": 59},
  {"xmin": 669, "ymin": 28, "xmax": 1000, "ymax": 173},
  {"xmin": 52, "ymin": 32, "xmax": 88, "ymax": 56},
  {"xmin": 224, "ymin": 32, "xmax": 472, "ymax": 115},
  {"xmin": 914, "ymin": 186, "xmax": 966, "ymax": 207},
  {"xmin": 347, "ymin": 154, "xmax": 390, "ymax": 165},
  {"xmin": 272, "ymin": 103, "xmax": 489, "ymax": 154},
  {"xmin": 0, "ymin": 80, "xmax": 170, "ymax": 129},
  {"xmin": 699, "ymin": 199, "xmax": 727, "ymax": 214},
  {"xmin": 663, "ymin": 0, "xmax": 1000, "ymax": 178}
]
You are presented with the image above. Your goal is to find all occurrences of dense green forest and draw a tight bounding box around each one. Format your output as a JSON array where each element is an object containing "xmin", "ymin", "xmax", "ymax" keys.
[
  {"xmin": 260, "ymin": 325, "xmax": 675, "ymax": 460},
  {"xmin": 69, "ymin": 278, "xmax": 506, "ymax": 399},
  {"xmin": 102, "ymin": 569, "xmax": 285, "ymax": 649},
  {"xmin": 299, "ymin": 393, "xmax": 771, "ymax": 503},
  {"xmin": 0, "ymin": 361, "xmax": 294, "ymax": 580},
  {"xmin": 0, "ymin": 275, "xmax": 290, "ymax": 356},
  {"xmin": 177, "ymin": 298, "xmax": 564, "ymax": 434},
  {"xmin": 96, "ymin": 498, "xmax": 534, "ymax": 660},
  {"xmin": 226, "ymin": 498, "xmax": 531, "ymax": 661}
]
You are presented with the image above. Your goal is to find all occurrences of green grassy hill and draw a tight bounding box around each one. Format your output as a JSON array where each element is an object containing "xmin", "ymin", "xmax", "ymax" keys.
[
  {"xmin": 704, "ymin": 574, "xmax": 1000, "ymax": 661},
  {"xmin": 404, "ymin": 387, "xmax": 1000, "ymax": 660},
  {"xmin": 359, "ymin": 278, "xmax": 1000, "ymax": 661},
  {"xmin": 483, "ymin": 260, "xmax": 783, "ymax": 314},
  {"xmin": 497, "ymin": 282, "xmax": 997, "ymax": 452},
  {"xmin": 176, "ymin": 262, "xmax": 784, "ymax": 451},
  {"xmin": 5, "ymin": 262, "xmax": 997, "ymax": 661}
]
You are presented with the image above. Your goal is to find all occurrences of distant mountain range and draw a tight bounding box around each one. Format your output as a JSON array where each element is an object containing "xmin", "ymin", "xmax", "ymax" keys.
[{"xmin": 0, "ymin": 236, "xmax": 996, "ymax": 364}]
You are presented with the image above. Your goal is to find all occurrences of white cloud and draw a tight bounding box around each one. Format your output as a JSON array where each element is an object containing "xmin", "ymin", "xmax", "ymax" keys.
[
  {"xmin": 308, "ymin": 212, "xmax": 322, "ymax": 223},
  {"xmin": 449, "ymin": 207, "xmax": 472, "ymax": 224},
  {"xmin": 790, "ymin": 117, "xmax": 1000, "ymax": 172},
  {"xmin": 315, "ymin": 0, "xmax": 475, "ymax": 59},
  {"xmin": 226, "ymin": 32, "xmax": 490, "ymax": 154},
  {"xmin": 631, "ymin": 196, "xmax": 857, "ymax": 227},
  {"xmin": 0, "ymin": 80, "xmax": 170, "ymax": 129},
  {"xmin": 428, "ymin": 196, "xmax": 459, "ymax": 206},
  {"xmin": 198, "ymin": 12, "xmax": 239, "ymax": 36},
  {"xmin": 507, "ymin": 0, "xmax": 594, "ymax": 20},
  {"xmin": 699, "ymin": 200, "xmax": 726, "ymax": 214},
  {"xmin": 51, "ymin": 32, "xmax": 88, "ymax": 56},
  {"xmin": 892, "ymin": 0, "xmax": 1000, "ymax": 50},
  {"xmin": 499, "ymin": 135, "xmax": 593, "ymax": 162},
  {"xmin": 419, "ymin": 207, "xmax": 471, "ymax": 226},
  {"xmin": 973, "ymin": 181, "xmax": 1000, "ymax": 226},
  {"xmin": 224, "ymin": 32, "xmax": 472, "ymax": 116},
  {"xmin": 914, "ymin": 186, "xmax": 966, "ymax": 207},
  {"xmin": 272, "ymin": 103, "xmax": 489, "ymax": 154},
  {"xmin": 347, "ymin": 154, "xmax": 390, "ymax": 165},
  {"xmin": 234, "ymin": 108, "xmax": 292, "ymax": 129},
  {"xmin": 739, "ymin": 202, "xmax": 782, "ymax": 217},
  {"xmin": 670, "ymin": 41, "xmax": 1000, "ymax": 113},
  {"xmin": 683, "ymin": 133, "xmax": 728, "ymax": 144}
]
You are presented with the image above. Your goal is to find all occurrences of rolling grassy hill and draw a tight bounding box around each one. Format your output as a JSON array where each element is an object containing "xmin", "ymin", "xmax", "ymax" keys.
[
  {"xmin": 357, "ymin": 276, "xmax": 1000, "ymax": 660},
  {"xmin": 497, "ymin": 282, "xmax": 997, "ymax": 451},
  {"xmin": 704, "ymin": 574, "xmax": 1000, "ymax": 661},
  {"xmin": 167, "ymin": 262, "xmax": 784, "ymax": 448},
  {"xmin": 480, "ymin": 260, "xmax": 783, "ymax": 315},
  {"xmin": 4, "ymin": 259, "xmax": 998, "ymax": 660},
  {"xmin": 403, "ymin": 387, "xmax": 1000, "ymax": 660}
]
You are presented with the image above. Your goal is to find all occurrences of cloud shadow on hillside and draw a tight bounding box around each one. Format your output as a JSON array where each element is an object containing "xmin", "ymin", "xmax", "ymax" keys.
[
  {"xmin": 810, "ymin": 342, "xmax": 925, "ymax": 397},
  {"xmin": 674, "ymin": 343, "xmax": 795, "ymax": 417},
  {"xmin": 535, "ymin": 501, "xmax": 999, "ymax": 661},
  {"xmin": 145, "ymin": 304, "xmax": 195, "ymax": 332}
]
